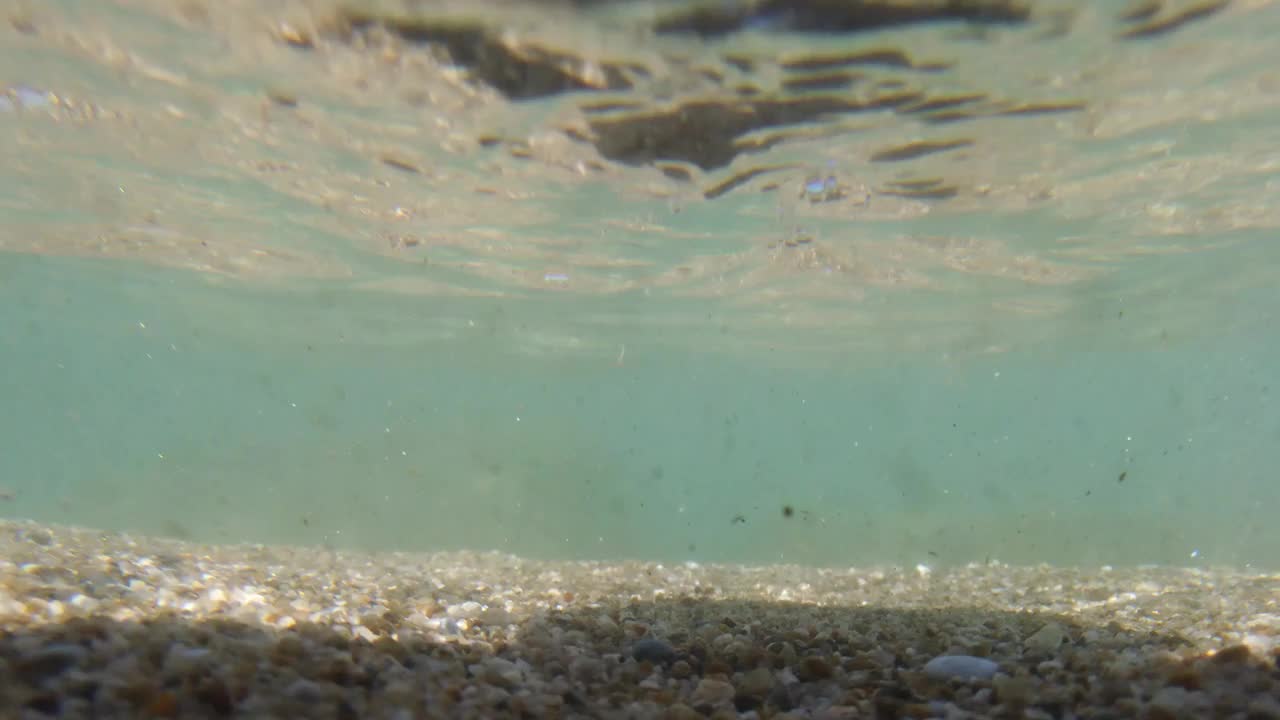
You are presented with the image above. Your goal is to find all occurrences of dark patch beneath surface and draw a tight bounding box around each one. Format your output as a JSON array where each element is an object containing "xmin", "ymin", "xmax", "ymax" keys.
[
  {"xmin": 898, "ymin": 93, "xmax": 987, "ymax": 114},
  {"xmin": 880, "ymin": 178, "xmax": 961, "ymax": 199},
  {"xmin": 1120, "ymin": 0, "xmax": 1164, "ymax": 22},
  {"xmin": 654, "ymin": 0, "xmax": 1030, "ymax": 37},
  {"xmin": 655, "ymin": 162, "xmax": 696, "ymax": 182},
  {"xmin": 779, "ymin": 49, "xmax": 949, "ymax": 72},
  {"xmin": 339, "ymin": 12, "xmax": 635, "ymax": 100},
  {"xmin": 311, "ymin": 0, "xmax": 1228, "ymax": 199},
  {"xmin": 703, "ymin": 164, "xmax": 797, "ymax": 199},
  {"xmin": 1118, "ymin": 0, "xmax": 1231, "ymax": 39},
  {"xmin": 993, "ymin": 101, "xmax": 1089, "ymax": 117},
  {"xmin": 870, "ymin": 139, "xmax": 974, "ymax": 162},
  {"xmin": 781, "ymin": 72, "xmax": 861, "ymax": 93},
  {"xmin": 587, "ymin": 92, "xmax": 923, "ymax": 171}
]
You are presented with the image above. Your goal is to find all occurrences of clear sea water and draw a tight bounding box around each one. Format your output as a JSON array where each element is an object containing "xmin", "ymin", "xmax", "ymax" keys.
[{"xmin": 2, "ymin": 0, "xmax": 1277, "ymax": 569}]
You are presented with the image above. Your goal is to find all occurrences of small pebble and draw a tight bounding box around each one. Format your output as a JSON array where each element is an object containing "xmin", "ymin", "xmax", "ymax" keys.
[
  {"xmin": 664, "ymin": 703, "xmax": 701, "ymax": 720},
  {"xmin": 737, "ymin": 667, "xmax": 774, "ymax": 699},
  {"xmin": 164, "ymin": 644, "xmax": 212, "ymax": 675},
  {"xmin": 923, "ymin": 654, "xmax": 1000, "ymax": 681},
  {"xmin": 446, "ymin": 601, "xmax": 482, "ymax": 619},
  {"xmin": 480, "ymin": 657, "xmax": 524, "ymax": 688},
  {"xmin": 478, "ymin": 606, "xmax": 515, "ymax": 625},
  {"xmin": 570, "ymin": 656, "xmax": 604, "ymax": 683},
  {"xmin": 689, "ymin": 678, "xmax": 735, "ymax": 708},
  {"xmin": 285, "ymin": 678, "xmax": 324, "ymax": 702},
  {"xmin": 1025, "ymin": 622, "xmax": 1067, "ymax": 654}
]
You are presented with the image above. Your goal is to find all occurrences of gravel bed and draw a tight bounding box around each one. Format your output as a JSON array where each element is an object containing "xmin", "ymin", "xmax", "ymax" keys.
[{"xmin": 1, "ymin": 520, "xmax": 1277, "ymax": 719}]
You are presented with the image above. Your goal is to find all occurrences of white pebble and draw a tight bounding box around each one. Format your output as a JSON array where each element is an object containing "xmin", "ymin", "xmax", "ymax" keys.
[
  {"xmin": 200, "ymin": 587, "xmax": 228, "ymax": 609},
  {"xmin": 447, "ymin": 601, "xmax": 482, "ymax": 619},
  {"xmin": 923, "ymin": 654, "xmax": 1000, "ymax": 680}
]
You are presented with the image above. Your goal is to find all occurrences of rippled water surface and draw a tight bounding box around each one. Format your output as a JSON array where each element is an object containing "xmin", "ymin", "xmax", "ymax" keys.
[{"xmin": 2, "ymin": 0, "xmax": 1277, "ymax": 568}]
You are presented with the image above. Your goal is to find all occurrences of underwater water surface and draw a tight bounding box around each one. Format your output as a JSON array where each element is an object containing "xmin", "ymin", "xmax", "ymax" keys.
[{"xmin": 2, "ymin": 0, "xmax": 1278, "ymax": 569}]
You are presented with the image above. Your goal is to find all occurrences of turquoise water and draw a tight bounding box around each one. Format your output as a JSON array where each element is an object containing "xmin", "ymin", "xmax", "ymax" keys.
[
  {"xmin": 2, "ymin": 0, "xmax": 1278, "ymax": 568},
  {"xmin": 3, "ymin": 253, "xmax": 1276, "ymax": 568}
]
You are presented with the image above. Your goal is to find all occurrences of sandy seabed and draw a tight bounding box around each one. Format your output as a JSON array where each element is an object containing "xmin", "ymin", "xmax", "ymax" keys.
[{"xmin": 0, "ymin": 519, "xmax": 1277, "ymax": 719}]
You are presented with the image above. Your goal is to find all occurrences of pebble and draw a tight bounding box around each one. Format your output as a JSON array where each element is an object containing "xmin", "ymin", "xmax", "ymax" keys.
[
  {"xmin": 285, "ymin": 678, "xmax": 325, "ymax": 702},
  {"xmin": 0, "ymin": 519, "xmax": 1275, "ymax": 719},
  {"xmin": 1024, "ymin": 622, "xmax": 1067, "ymax": 654},
  {"xmin": 569, "ymin": 655, "xmax": 605, "ymax": 683},
  {"xmin": 479, "ymin": 606, "xmax": 515, "ymax": 625},
  {"xmin": 163, "ymin": 644, "xmax": 212, "ymax": 675},
  {"xmin": 738, "ymin": 666, "xmax": 775, "ymax": 699},
  {"xmin": 13, "ymin": 643, "xmax": 88, "ymax": 681},
  {"xmin": 446, "ymin": 601, "xmax": 482, "ymax": 619},
  {"xmin": 664, "ymin": 703, "xmax": 701, "ymax": 720},
  {"xmin": 923, "ymin": 654, "xmax": 1000, "ymax": 681},
  {"xmin": 632, "ymin": 638, "xmax": 676, "ymax": 664},
  {"xmin": 689, "ymin": 677, "xmax": 735, "ymax": 708},
  {"xmin": 1149, "ymin": 685, "xmax": 1211, "ymax": 717},
  {"xmin": 477, "ymin": 657, "xmax": 523, "ymax": 688}
]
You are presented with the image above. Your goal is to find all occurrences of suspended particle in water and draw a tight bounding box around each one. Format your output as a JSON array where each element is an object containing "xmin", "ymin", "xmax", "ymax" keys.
[{"xmin": 782, "ymin": 504, "xmax": 795, "ymax": 519}]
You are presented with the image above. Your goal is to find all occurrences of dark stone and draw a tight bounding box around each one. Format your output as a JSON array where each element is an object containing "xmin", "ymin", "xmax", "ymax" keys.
[{"xmin": 631, "ymin": 638, "xmax": 676, "ymax": 665}]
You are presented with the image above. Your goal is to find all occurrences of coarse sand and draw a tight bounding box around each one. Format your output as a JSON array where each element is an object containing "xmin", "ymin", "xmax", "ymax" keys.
[{"xmin": 1, "ymin": 519, "xmax": 1277, "ymax": 719}]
